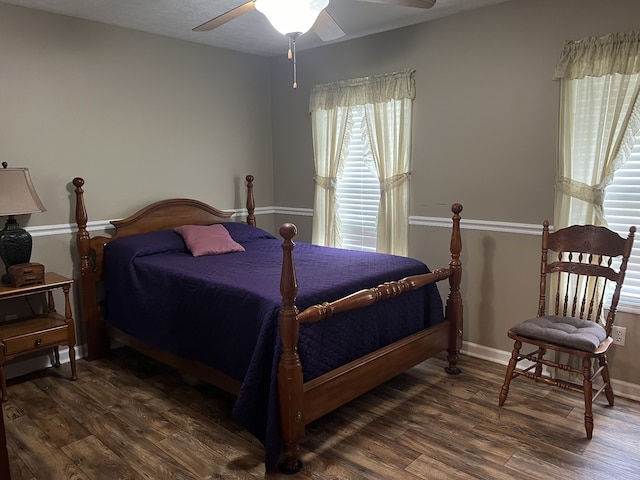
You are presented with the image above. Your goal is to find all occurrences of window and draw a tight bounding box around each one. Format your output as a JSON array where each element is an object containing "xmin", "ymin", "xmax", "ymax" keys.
[
  {"xmin": 335, "ymin": 107, "xmax": 380, "ymax": 252},
  {"xmin": 553, "ymin": 32, "xmax": 640, "ymax": 314},
  {"xmin": 603, "ymin": 129, "xmax": 640, "ymax": 313},
  {"xmin": 310, "ymin": 69, "xmax": 414, "ymax": 256}
]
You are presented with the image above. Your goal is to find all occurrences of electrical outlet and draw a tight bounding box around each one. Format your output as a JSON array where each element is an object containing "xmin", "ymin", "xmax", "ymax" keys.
[
  {"xmin": 4, "ymin": 314, "xmax": 18, "ymax": 322},
  {"xmin": 612, "ymin": 326, "xmax": 626, "ymax": 346}
]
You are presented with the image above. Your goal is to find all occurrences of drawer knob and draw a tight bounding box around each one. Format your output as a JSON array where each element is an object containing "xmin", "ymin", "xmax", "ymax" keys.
[{"xmin": 34, "ymin": 338, "xmax": 42, "ymax": 347}]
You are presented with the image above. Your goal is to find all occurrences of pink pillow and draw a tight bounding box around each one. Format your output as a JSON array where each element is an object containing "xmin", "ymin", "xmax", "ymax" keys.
[{"xmin": 174, "ymin": 224, "xmax": 245, "ymax": 257}]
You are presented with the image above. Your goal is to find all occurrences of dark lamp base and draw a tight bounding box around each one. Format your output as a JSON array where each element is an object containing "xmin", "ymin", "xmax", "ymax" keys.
[{"xmin": 0, "ymin": 216, "xmax": 33, "ymax": 284}]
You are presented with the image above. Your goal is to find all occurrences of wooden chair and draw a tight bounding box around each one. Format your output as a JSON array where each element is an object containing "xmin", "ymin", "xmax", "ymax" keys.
[{"xmin": 498, "ymin": 221, "xmax": 635, "ymax": 439}]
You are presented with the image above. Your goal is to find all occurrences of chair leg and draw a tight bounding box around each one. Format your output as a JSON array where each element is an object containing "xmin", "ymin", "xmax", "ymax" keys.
[
  {"xmin": 499, "ymin": 340, "xmax": 521, "ymax": 406},
  {"xmin": 582, "ymin": 357, "xmax": 594, "ymax": 439},
  {"xmin": 599, "ymin": 356, "xmax": 614, "ymax": 407},
  {"xmin": 534, "ymin": 347, "xmax": 546, "ymax": 380}
]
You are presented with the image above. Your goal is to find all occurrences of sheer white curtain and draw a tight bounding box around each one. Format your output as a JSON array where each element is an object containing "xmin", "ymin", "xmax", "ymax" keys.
[
  {"xmin": 310, "ymin": 106, "xmax": 352, "ymax": 247},
  {"xmin": 363, "ymin": 87, "xmax": 413, "ymax": 256},
  {"xmin": 554, "ymin": 32, "xmax": 640, "ymax": 230},
  {"xmin": 309, "ymin": 69, "xmax": 415, "ymax": 254}
]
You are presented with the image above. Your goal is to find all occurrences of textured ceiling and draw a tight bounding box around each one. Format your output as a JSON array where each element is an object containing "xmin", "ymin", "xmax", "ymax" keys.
[{"xmin": 1, "ymin": 0, "xmax": 513, "ymax": 57}]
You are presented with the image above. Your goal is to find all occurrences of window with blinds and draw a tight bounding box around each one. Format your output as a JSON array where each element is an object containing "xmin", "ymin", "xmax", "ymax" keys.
[
  {"xmin": 603, "ymin": 130, "xmax": 640, "ymax": 313},
  {"xmin": 336, "ymin": 106, "xmax": 381, "ymax": 252}
]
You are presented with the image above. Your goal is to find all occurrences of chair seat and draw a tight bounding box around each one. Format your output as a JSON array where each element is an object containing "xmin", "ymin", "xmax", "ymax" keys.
[{"xmin": 510, "ymin": 315, "xmax": 607, "ymax": 352}]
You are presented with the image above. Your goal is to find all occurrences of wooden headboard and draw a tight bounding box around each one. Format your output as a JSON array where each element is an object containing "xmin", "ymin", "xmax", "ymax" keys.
[{"xmin": 72, "ymin": 174, "xmax": 256, "ymax": 359}]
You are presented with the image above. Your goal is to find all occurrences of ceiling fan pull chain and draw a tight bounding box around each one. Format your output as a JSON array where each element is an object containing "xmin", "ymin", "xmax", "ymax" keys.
[
  {"xmin": 292, "ymin": 38, "xmax": 298, "ymax": 90},
  {"xmin": 286, "ymin": 33, "xmax": 301, "ymax": 90}
]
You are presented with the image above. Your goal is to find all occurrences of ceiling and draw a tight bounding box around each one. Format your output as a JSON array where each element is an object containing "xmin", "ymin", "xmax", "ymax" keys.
[{"xmin": 1, "ymin": 0, "xmax": 512, "ymax": 57}]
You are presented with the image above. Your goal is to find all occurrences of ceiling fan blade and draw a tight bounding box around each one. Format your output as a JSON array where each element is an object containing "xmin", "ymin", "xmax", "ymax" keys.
[
  {"xmin": 354, "ymin": 0, "xmax": 436, "ymax": 8},
  {"xmin": 193, "ymin": 1, "xmax": 256, "ymax": 32},
  {"xmin": 313, "ymin": 10, "xmax": 345, "ymax": 42}
]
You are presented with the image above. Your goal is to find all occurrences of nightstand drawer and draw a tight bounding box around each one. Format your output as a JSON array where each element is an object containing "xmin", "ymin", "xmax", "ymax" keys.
[{"xmin": 1, "ymin": 323, "xmax": 69, "ymax": 356}]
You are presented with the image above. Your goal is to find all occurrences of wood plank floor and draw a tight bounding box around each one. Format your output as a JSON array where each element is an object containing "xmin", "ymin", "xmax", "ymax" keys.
[{"xmin": 3, "ymin": 347, "xmax": 639, "ymax": 479}]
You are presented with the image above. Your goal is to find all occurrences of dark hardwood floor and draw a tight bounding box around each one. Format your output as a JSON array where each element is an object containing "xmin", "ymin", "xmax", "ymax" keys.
[{"xmin": 2, "ymin": 347, "xmax": 639, "ymax": 479}]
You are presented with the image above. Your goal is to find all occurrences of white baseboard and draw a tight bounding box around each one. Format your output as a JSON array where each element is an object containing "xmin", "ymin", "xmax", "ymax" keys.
[{"xmin": 462, "ymin": 341, "xmax": 640, "ymax": 402}]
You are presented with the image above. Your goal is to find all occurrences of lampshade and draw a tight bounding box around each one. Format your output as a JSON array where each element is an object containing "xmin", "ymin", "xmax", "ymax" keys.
[
  {"xmin": 0, "ymin": 164, "xmax": 46, "ymax": 283},
  {"xmin": 255, "ymin": 0, "xmax": 329, "ymax": 36},
  {"xmin": 0, "ymin": 167, "xmax": 46, "ymax": 216}
]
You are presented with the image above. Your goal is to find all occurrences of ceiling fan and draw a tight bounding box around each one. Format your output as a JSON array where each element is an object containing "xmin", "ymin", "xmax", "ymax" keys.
[
  {"xmin": 193, "ymin": 0, "xmax": 436, "ymax": 88},
  {"xmin": 193, "ymin": 0, "xmax": 436, "ymax": 41}
]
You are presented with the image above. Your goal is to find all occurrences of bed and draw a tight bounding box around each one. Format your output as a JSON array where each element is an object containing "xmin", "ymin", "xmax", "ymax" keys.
[{"xmin": 71, "ymin": 174, "xmax": 463, "ymax": 474}]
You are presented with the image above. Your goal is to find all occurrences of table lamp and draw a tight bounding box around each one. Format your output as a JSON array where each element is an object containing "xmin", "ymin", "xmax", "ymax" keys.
[{"xmin": 0, "ymin": 162, "xmax": 46, "ymax": 283}]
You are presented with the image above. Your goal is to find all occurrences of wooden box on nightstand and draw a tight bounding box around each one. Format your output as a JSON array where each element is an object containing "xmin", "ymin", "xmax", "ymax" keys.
[
  {"xmin": 7, "ymin": 262, "xmax": 45, "ymax": 288},
  {"xmin": 0, "ymin": 272, "xmax": 77, "ymax": 402}
]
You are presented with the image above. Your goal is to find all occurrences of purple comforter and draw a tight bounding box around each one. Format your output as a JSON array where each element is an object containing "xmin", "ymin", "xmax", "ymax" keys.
[{"xmin": 103, "ymin": 222, "xmax": 444, "ymax": 470}]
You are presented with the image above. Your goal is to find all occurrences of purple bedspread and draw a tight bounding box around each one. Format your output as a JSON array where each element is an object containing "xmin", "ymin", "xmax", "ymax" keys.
[{"xmin": 103, "ymin": 222, "xmax": 444, "ymax": 470}]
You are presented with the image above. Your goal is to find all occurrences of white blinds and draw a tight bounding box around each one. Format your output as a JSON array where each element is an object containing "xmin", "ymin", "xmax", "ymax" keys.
[
  {"xmin": 336, "ymin": 106, "xmax": 380, "ymax": 252},
  {"xmin": 604, "ymin": 130, "xmax": 640, "ymax": 312}
]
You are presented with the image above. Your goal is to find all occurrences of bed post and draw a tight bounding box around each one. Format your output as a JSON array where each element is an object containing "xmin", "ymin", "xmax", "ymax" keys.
[
  {"xmin": 246, "ymin": 175, "xmax": 256, "ymax": 227},
  {"xmin": 277, "ymin": 223, "xmax": 304, "ymax": 474},
  {"xmin": 445, "ymin": 203, "xmax": 463, "ymax": 374},
  {"xmin": 73, "ymin": 178, "xmax": 110, "ymax": 360}
]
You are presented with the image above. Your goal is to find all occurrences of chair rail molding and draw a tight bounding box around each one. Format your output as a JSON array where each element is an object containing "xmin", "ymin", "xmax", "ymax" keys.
[
  {"xmin": 409, "ymin": 215, "xmax": 546, "ymax": 236},
  {"xmin": 25, "ymin": 208, "xmax": 544, "ymax": 237}
]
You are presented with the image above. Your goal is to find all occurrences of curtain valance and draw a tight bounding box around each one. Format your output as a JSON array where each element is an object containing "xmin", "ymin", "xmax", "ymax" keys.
[
  {"xmin": 553, "ymin": 31, "xmax": 640, "ymax": 80},
  {"xmin": 310, "ymin": 69, "xmax": 415, "ymax": 112}
]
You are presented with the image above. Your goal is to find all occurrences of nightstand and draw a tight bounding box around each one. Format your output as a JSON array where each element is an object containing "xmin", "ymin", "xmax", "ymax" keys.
[{"xmin": 0, "ymin": 272, "xmax": 77, "ymax": 402}]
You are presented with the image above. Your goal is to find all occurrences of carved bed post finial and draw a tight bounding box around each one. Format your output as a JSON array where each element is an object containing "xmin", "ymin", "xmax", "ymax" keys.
[
  {"xmin": 277, "ymin": 223, "xmax": 304, "ymax": 474},
  {"xmin": 246, "ymin": 175, "xmax": 256, "ymax": 227},
  {"xmin": 73, "ymin": 178, "xmax": 89, "ymax": 256},
  {"xmin": 445, "ymin": 203, "xmax": 463, "ymax": 374}
]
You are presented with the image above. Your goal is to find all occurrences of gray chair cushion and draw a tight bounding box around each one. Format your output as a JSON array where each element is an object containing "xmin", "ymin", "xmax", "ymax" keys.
[{"xmin": 510, "ymin": 315, "xmax": 607, "ymax": 352}]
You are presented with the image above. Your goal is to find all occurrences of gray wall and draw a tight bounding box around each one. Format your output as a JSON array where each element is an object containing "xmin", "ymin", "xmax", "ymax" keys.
[
  {"xmin": 269, "ymin": 0, "xmax": 640, "ymax": 386},
  {"xmin": 1, "ymin": 0, "xmax": 639, "ymax": 389},
  {"xmin": 0, "ymin": 2, "xmax": 274, "ymax": 224}
]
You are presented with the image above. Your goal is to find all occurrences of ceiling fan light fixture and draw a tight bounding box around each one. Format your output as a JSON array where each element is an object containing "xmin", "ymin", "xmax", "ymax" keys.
[{"xmin": 255, "ymin": 0, "xmax": 330, "ymax": 36}]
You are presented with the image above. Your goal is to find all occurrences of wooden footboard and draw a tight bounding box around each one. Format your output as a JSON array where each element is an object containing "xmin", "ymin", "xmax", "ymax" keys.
[{"xmin": 277, "ymin": 204, "xmax": 463, "ymax": 473}]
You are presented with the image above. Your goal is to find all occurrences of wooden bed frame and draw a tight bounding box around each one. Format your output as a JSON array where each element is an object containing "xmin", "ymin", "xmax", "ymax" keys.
[{"xmin": 72, "ymin": 174, "xmax": 463, "ymax": 473}]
